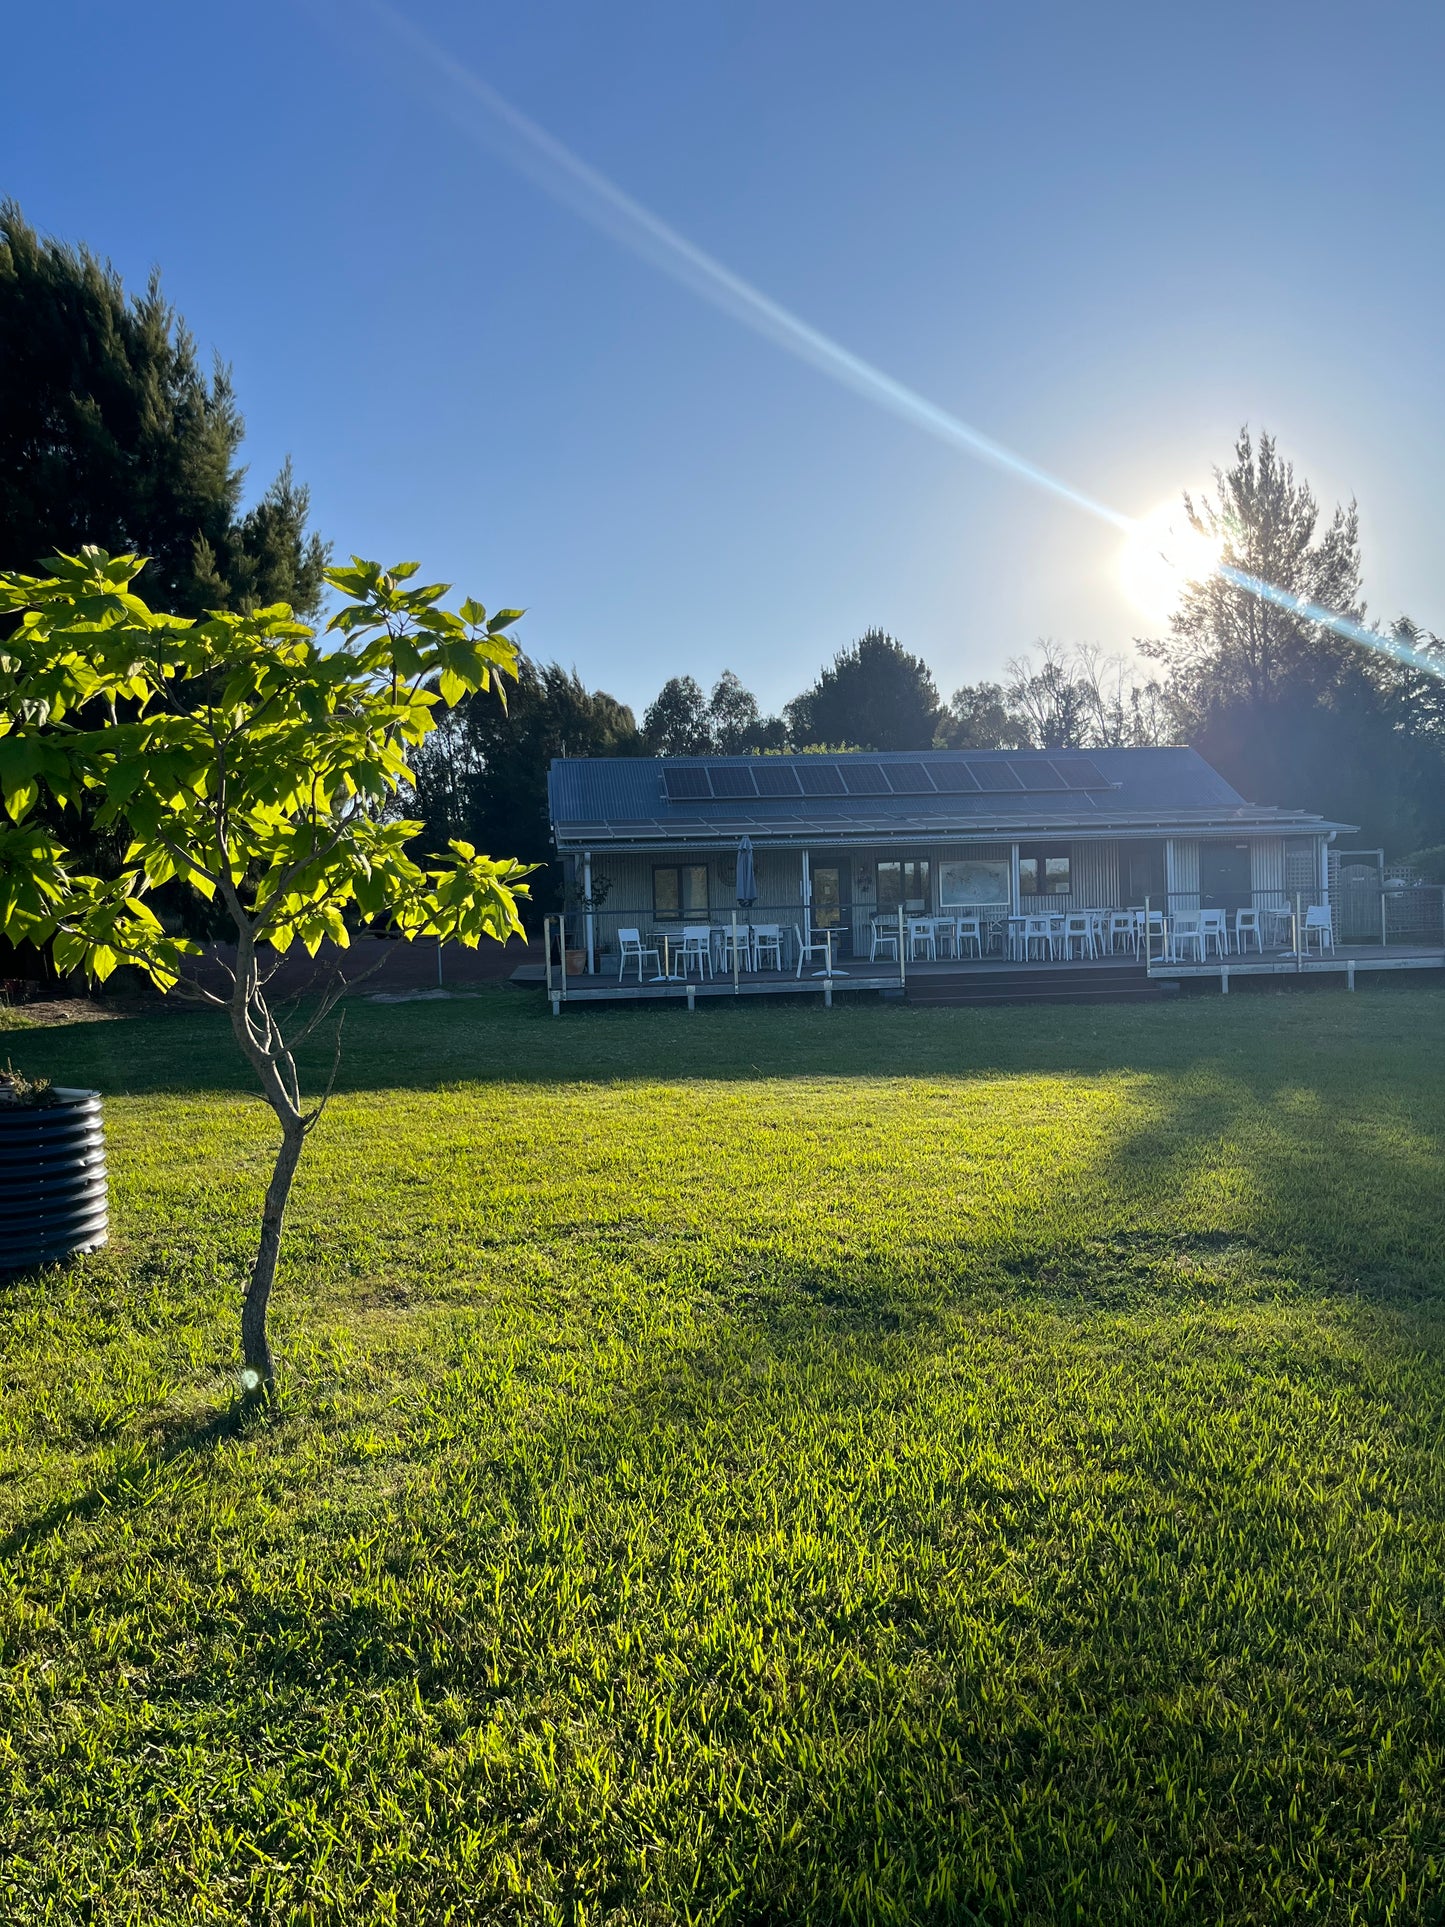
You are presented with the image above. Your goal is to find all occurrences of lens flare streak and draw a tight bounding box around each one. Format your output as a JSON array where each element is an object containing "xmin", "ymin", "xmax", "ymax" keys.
[{"xmin": 334, "ymin": 0, "xmax": 1442, "ymax": 679}]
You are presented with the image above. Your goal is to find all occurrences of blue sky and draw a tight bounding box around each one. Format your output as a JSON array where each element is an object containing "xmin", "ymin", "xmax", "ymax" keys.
[{"xmin": 7, "ymin": 1, "xmax": 1443, "ymax": 715}]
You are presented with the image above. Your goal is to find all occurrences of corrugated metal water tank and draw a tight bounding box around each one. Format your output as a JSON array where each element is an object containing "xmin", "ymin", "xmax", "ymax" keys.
[{"xmin": 0, "ymin": 1088, "xmax": 108, "ymax": 1268}]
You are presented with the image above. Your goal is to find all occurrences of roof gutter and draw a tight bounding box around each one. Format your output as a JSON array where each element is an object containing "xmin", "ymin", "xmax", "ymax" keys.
[{"xmin": 552, "ymin": 816, "xmax": 1356, "ymax": 853}]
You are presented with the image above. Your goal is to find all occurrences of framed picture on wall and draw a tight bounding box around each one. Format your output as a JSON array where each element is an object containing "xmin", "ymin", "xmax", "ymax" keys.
[{"xmin": 939, "ymin": 857, "xmax": 1010, "ymax": 906}]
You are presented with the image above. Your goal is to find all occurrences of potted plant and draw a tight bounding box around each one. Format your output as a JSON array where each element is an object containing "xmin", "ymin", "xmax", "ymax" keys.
[
  {"xmin": 564, "ymin": 870, "xmax": 612, "ymax": 974},
  {"xmin": 0, "ymin": 1064, "xmax": 108, "ymax": 1269}
]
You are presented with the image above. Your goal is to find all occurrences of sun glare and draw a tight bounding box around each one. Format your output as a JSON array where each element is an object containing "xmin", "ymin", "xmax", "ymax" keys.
[{"xmin": 1119, "ymin": 500, "xmax": 1222, "ymax": 625}]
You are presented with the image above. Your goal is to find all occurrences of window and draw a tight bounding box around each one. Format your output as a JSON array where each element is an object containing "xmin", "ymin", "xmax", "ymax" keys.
[
  {"xmin": 653, "ymin": 863, "xmax": 709, "ymax": 921},
  {"xmin": 1018, "ymin": 846, "xmax": 1071, "ymax": 896},
  {"xmin": 876, "ymin": 858, "xmax": 932, "ymax": 912}
]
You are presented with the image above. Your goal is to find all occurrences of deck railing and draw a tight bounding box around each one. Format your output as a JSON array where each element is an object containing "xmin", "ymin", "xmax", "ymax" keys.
[
  {"xmin": 1138, "ymin": 885, "xmax": 1445, "ymax": 972},
  {"xmin": 551, "ymin": 886, "xmax": 1445, "ymax": 982}
]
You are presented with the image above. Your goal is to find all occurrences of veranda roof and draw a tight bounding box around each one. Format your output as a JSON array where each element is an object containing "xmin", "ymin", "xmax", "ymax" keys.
[{"xmin": 547, "ymin": 748, "xmax": 1355, "ymax": 851}]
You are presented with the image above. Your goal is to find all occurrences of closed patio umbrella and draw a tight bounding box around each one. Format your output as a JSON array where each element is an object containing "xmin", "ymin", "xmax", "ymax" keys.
[{"xmin": 735, "ymin": 835, "xmax": 757, "ymax": 909}]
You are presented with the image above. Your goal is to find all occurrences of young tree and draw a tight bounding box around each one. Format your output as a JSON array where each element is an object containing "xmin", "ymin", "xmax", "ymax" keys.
[
  {"xmin": 786, "ymin": 629, "xmax": 940, "ymax": 751},
  {"xmin": 0, "ymin": 201, "xmax": 328, "ymax": 617},
  {"xmin": 0, "ymin": 548, "xmax": 531, "ymax": 1398}
]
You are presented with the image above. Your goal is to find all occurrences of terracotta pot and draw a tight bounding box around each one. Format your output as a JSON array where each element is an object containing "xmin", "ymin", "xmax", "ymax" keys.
[{"xmin": 564, "ymin": 949, "xmax": 587, "ymax": 976}]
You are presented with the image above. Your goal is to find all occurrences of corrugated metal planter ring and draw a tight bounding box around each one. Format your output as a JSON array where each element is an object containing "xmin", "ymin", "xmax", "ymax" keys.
[{"xmin": 0, "ymin": 1088, "xmax": 108, "ymax": 1270}]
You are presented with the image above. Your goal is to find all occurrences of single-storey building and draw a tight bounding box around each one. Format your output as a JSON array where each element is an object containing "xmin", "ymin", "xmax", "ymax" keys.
[{"xmin": 547, "ymin": 747, "xmax": 1355, "ymax": 971}]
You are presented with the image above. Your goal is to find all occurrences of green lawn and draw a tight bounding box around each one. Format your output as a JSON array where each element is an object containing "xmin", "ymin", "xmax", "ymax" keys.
[{"xmin": 3, "ymin": 984, "xmax": 1445, "ymax": 1924}]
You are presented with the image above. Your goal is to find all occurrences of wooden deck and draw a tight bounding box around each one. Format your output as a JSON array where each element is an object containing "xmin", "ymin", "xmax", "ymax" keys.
[
  {"xmin": 1150, "ymin": 943, "xmax": 1445, "ymax": 989},
  {"xmin": 515, "ymin": 943, "xmax": 1445, "ymax": 1012}
]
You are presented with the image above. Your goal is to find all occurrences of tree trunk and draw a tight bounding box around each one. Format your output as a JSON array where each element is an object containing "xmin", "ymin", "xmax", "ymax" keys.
[{"xmin": 241, "ymin": 1117, "xmax": 306, "ymax": 1397}]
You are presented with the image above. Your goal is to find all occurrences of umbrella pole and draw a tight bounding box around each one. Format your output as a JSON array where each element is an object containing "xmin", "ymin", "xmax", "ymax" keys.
[{"xmin": 732, "ymin": 910, "xmax": 740, "ymax": 993}]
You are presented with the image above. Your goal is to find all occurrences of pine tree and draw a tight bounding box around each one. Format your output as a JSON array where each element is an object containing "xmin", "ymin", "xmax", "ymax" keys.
[
  {"xmin": 786, "ymin": 630, "xmax": 941, "ymax": 751},
  {"xmin": 0, "ymin": 201, "xmax": 327, "ymax": 615}
]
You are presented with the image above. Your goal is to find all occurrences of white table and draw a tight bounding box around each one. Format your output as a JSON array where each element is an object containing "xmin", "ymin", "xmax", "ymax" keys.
[{"xmin": 810, "ymin": 926, "xmax": 848, "ymax": 977}]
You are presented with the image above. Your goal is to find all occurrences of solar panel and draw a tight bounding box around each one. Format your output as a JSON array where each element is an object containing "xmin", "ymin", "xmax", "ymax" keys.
[
  {"xmin": 709, "ymin": 765, "xmax": 758, "ymax": 798},
  {"xmin": 753, "ymin": 764, "xmax": 803, "ymax": 796},
  {"xmin": 928, "ymin": 762, "xmax": 982, "ymax": 792},
  {"xmin": 662, "ymin": 767, "xmax": 711, "ymax": 800},
  {"xmin": 840, "ymin": 763, "xmax": 889, "ymax": 794},
  {"xmin": 965, "ymin": 759, "xmax": 1024, "ymax": 791},
  {"xmin": 1010, "ymin": 759, "xmax": 1068, "ymax": 791},
  {"xmin": 1050, "ymin": 756, "xmax": 1109, "ymax": 790},
  {"xmin": 883, "ymin": 761, "xmax": 935, "ymax": 793},
  {"xmin": 796, "ymin": 762, "xmax": 846, "ymax": 795}
]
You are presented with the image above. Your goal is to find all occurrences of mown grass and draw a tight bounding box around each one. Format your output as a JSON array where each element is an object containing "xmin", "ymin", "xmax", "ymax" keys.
[{"xmin": 3, "ymin": 983, "xmax": 1445, "ymax": 1924}]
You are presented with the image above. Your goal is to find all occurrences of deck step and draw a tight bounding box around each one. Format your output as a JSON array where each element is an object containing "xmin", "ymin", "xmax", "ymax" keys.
[{"xmin": 905, "ymin": 964, "xmax": 1165, "ymax": 1008}]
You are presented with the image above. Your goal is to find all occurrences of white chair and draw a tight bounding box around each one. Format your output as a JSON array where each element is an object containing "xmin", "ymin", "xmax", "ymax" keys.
[
  {"xmin": 1061, "ymin": 912, "xmax": 1096, "ymax": 961},
  {"xmin": 715, "ymin": 924, "xmax": 752, "ymax": 973},
  {"xmin": 1169, "ymin": 912, "xmax": 1204, "ymax": 961},
  {"xmin": 752, "ymin": 924, "xmax": 784, "ymax": 971},
  {"xmin": 1234, "ymin": 908, "xmax": 1262, "ymax": 954},
  {"xmin": 930, "ymin": 917, "xmax": 957, "ymax": 960},
  {"xmin": 677, "ymin": 926, "xmax": 713, "ymax": 978},
  {"xmin": 1021, "ymin": 915, "xmax": 1055, "ymax": 961},
  {"xmin": 1303, "ymin": 905, "xmax": 1334, "ymax": 953},
  {"xmin": 1108, "ymin": 910, "xmax": 1136, "ymax": 956},
  {"xmin": 617, "ymin": 929, "xmax": 661, "ymax": 982},
  {"xmin": 906, "ymin": 917, "xmax": 936, "ymax": 961},
  {"xmin": 1199, "ymin": 910, "xmax": 1229, "ymax": 958},
  {"xmin": 955, "ymin": 915, "xmax": 984, "ymax": 960},
  {"xmin": 794, "ymin": 925, "xmax": 832, "ymax": 976},
  {"xmin": 869, "ymin": 920, "xmax": 899, "ymax": 962}
]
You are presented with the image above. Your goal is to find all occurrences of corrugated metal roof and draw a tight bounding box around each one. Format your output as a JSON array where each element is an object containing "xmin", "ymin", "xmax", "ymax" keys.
[{"xmin": 547, "ymin": 749, "xmax": 1354, "ymax": 846}]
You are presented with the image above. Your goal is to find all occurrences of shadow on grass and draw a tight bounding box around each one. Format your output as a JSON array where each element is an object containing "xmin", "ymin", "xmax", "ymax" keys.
[{"xmin": 0, "ymin": 1399, "xmax": 269, "ymax": 1563}]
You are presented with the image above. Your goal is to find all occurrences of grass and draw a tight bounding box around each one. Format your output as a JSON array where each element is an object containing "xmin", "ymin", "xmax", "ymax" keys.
[{"xmin": 3, "ymin": 982, "xmax": 1445, "ymax": 1924}]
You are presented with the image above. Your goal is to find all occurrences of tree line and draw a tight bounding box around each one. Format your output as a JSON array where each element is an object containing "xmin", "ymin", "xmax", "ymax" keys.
[{"xmin": 5, "ymin": 202, "xmax": 1443, "ymax": 924}]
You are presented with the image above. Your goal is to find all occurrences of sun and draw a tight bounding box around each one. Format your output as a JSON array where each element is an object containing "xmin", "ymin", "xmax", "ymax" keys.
[{"xmin": 1119, "ymin": 499, "xmax": 1222, "ymax": 625}]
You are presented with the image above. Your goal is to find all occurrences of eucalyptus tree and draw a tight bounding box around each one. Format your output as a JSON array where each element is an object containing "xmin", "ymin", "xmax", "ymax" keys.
[{"xmin": 0, "ymin": 549, "xmax": 531, "ymax": 1397}]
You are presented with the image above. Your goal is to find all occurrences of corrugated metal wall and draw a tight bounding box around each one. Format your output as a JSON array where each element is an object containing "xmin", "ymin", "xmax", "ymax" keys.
[
  {"xmin": 1166, "ymin": 838, "xmax": 1201, "ymax": 910},
  {"xmin": 1250, "ymin": 837, "xmax": 1285, "ymax": 907},
  {"xmin": 1066, "ymin": 841, "xmax": 1119, "ymax": 910}
]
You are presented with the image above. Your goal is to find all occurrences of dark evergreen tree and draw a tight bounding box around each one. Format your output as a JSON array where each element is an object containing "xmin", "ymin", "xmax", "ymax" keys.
[
  {"xmin": 413, "ymin": 658, "xmax": 643, "ymax": 909},
  {"xmin": 785, "ymin": 629, "xmax": 940, "ymax": 751},
  {"xmin": 0, "ymin": 201, "xmax": 327, "ymax": 615}
]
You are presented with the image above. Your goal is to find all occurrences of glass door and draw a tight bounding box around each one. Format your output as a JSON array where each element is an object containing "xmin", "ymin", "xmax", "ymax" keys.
[{"xmin": 810, "ymin": 862, "xmax": 851, "ymax": 955}]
